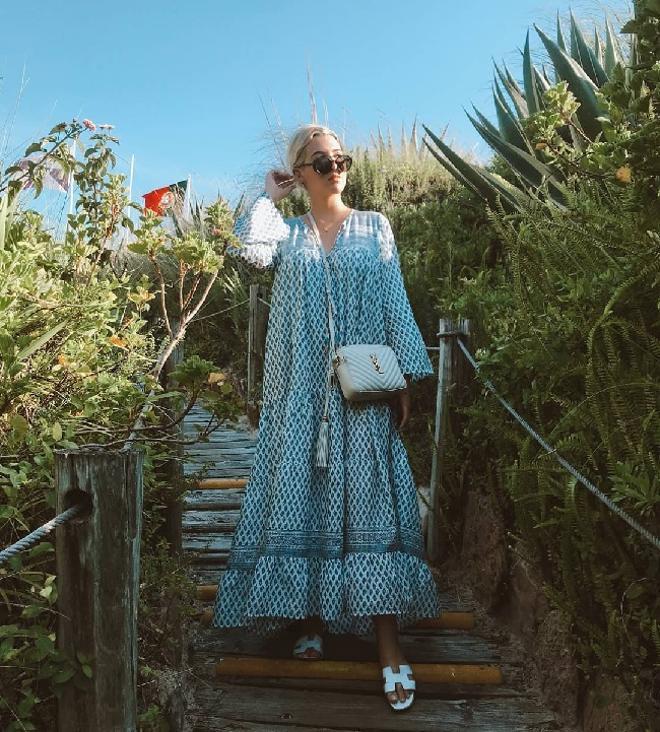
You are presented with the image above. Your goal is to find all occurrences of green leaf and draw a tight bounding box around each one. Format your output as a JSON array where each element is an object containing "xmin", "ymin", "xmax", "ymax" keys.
[
  {"xmin": 24, "ymin": 142, "xmax": 44, "ymax": 156},
  {"xmin": 53, "ymin": 667, "xmax": 76, "ymax": 684},
  {"xmin": 494, "ymin": 61, "xmax": 528, "ymax": 119},
  {"xmin": 28, "ymin": 542, "xmax": 53, "ymax": 559},
  {"xmin": 491, "ymin": 82, "xmax": 530, "ymax": 150},
  {"xmin": 16, "ymin": 321, "xmax": 67, "ymax": 362},
  {"xmin": 604, "ymin": 16, "xmax": 624, "ymax": 75},
  {"xmin": 569, "ymin": 11, "xmax": 609, "ymax": 86},
  {"xmin": 523, "ymin": 30, "xmax": 540, "ymax": 115},
  {"xmin": 82, "ymin": 663, "xmax": 93, "ymax": 678},
  {"xmin": 465, "ymin": 110, "xmax": 568, "ymax": 206},
  {"xmin": 51, "ymin": 422, "xmax": 63, "ymax": 441},
  {"xmin": 556, "ymin": 11, "xmax": 568, "ymax": 53},
  {"xmin": 534, "ymin": 24, "xmax": 606, "ymax": 140},
  {"xmin": 422, "ymin": 124, "xmax": 523, "ymax": 212}
]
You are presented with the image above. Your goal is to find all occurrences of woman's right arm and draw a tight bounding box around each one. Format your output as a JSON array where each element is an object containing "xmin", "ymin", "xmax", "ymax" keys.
[{"xmin": 226, "ymin": 172, "xmax": 295, "ymax": 270}]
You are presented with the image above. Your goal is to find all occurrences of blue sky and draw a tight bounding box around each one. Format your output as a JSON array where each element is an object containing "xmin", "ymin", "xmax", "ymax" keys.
[{"xmin": 2, "ymin": 0, "xmax": 629, "ymax": 214}]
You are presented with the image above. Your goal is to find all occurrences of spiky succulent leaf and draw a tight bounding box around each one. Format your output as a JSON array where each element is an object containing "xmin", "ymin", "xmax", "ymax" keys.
[
  {"xmin": 604, "ymin": 17, "xmax": 624, "ymax": 74},
  {"xmin": 523, "ymin": 31, "xmax": 541, "ymax": 114},
  {"xmin": 594, "ymin": 28, "xmax": 604, "ymax": 67},
  {"xmin": 490, "ymin": 86, "xmax": 531, "ymax": 151},
  {"xmin": 557, "ymin": 12, "xmax": 568, "ymax": 52},
  {"xmin": 494, "ymin": 61, "xmax": 529, "ymax": 119},
  {"xmin": 570, "ymin": 11, "xmax": 609, "ymax": 86},
  {"xmin": 422, "ymin": 124, "xmax": 523, "ymax": 212},
  {"xmin": 466, "ymin": 110, "xmax": 568, "ymax": 205},
  {"xmin": 535, "ymin": 24, "xmax": 606, "ymax": 140}
]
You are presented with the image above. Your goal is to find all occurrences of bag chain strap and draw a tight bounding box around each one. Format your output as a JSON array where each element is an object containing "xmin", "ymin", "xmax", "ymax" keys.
[{"xmin": 305, "ymin": 213, "xmax": 339, "ymax": 379}]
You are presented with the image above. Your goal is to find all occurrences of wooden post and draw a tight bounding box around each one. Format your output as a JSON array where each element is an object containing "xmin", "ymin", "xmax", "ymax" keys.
[
  {"xmin": 427, "ymin": 317, "xmax": 470, "ymax": 562},
  {"xmin": 255, "ymin": 284, "xmax": 268, "ymax": 391},
  {"xmin": 159, "ymin": 322, "xmax": 186, "ymax": 729},
  {"xmin": 162, "ymin": 319, "xmax": 184, "ymax": 556},
  {"xmin": 55, "ymin": 445, "xmax": 144, "ymax": 732}
]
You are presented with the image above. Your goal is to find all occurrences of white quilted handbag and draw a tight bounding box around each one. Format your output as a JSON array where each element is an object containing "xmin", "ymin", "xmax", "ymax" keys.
[{"xmin": 305, "ymin": 212, "xmax": 407, "ymax": 466}]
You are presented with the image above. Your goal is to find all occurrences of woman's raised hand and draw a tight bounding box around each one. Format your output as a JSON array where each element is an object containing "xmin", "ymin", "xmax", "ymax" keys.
[{"xmin": 265, "ymin": 169, "xmax": 296, "ymax": 203}]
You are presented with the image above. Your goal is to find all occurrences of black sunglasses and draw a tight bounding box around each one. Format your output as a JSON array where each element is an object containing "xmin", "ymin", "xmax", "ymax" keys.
[{"xmin": 298, "ymin": 153, "xmax": 353, "ymax": 175}]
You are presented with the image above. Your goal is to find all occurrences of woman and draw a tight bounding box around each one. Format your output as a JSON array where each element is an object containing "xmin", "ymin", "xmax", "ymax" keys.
[{"xmin": 212, "ymin": 123, "xmax": 441, "ymax": 711}]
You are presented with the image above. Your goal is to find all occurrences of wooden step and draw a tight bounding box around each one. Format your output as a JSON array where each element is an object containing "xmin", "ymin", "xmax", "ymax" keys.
[
  {"xmin": 189, "ymin": 682, "xmax": 556, "ymax": 731},
  {"xmin": 190, "ymin": 626, "xmax": 511, "ymax": 663},
  {"xmin": 213, "ymin": 657, "xmax": 503, "ymax": 685},
  {"xmin": 194, "ymin": 477, "xmax": 249, "ymax": 489},
  {"xmin": 184, "ymin": 466, "xmax": 253, "ymax": 478},
  {"xmin": 183, "ymin": 533, "xmax": 233, "ymax": 555},
  {"xmin": 189, "ymin": 659, "xmax": 524, "ymax": 698},
  {"xmin": 182, "ymin": 488, "xmax": 244, "ymax": 510},
  {"xmin": 182, "ymin": 510, "xmax": 240, "ymax": 533}
]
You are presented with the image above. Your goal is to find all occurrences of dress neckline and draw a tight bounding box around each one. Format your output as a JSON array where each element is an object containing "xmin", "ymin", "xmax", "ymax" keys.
[{"xmin": 301, "ymin": 208, "xmax": 354, "ymax": 256}]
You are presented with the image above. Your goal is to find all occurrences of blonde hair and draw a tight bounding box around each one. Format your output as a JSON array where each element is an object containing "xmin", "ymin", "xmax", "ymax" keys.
[{"xmin": 286, "ymin": 124, "xmax": 343, "ymax": 174}]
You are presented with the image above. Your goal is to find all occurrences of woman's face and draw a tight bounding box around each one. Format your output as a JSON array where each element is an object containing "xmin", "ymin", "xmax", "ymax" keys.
[{"xmin": 294, "ymin": 134, "xmax": 347, "ymax": 199}]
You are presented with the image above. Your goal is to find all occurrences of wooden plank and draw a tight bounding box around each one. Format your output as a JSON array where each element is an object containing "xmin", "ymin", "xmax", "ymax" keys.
[
  {"xmin": 187, "ymin": 658, "xmax": 524, "ymax": 698},
  {"xmin": 183, "ymin": 438, "xmax": 257, "ymax": 448},
  {"xmin": 182, "ymin": 431, "xmax": 254, "ymax": 441},
  {"xmin": 185, "ymin": 467, "xmax": 253, "ymax": 479},
  {"xmin": 188, "ymin": 682, "xmax": 556, "ymax": 730},
  {"xmin": 182, "ymin": 510, "xmax": 240, "ymax": 533},
  {"xmin": 215, "ymin": 658, "xmax": 503, "ymax": 685},
  {"xmin": 183, "ymin": 462, "xmax": 254, "ymax": 472},
  {"xmin": 183, "ymin": 489, "xmax": 245, "ymax": 510},
  {"xmin": 183, "ymin": 533, "xmax": 234, "ymax": 552},
  {"xmin": 190, "ymin": 627, "xmax": 516, "ymax": 664},
  {"xmin": 195, "ymin": 478, "xmax": 249, "ymax": 489},
  {"xmin": 188, "ymin": 717, "xmax": 344, "ymax": 732}
]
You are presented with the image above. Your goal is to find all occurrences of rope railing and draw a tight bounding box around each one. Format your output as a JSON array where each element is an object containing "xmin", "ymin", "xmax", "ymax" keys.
[
  {"xmin": 454, "ymin": 336, "xmax": 660, "ymax": 552},
  {"xmin": 0, "ymin": 501, "xmax": 87, "ymax": 567}
]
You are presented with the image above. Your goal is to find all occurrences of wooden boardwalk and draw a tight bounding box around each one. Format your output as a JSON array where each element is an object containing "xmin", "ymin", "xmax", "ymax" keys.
[{"xmin": 181, "ymin": 405, "xmax": 558, "ymax": 731}]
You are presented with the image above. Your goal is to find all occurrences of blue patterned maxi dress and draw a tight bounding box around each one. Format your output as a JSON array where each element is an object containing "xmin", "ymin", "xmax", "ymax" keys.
[{"xmin": 212, "ymin": 192, "xmax": 441, "ymax": 637}]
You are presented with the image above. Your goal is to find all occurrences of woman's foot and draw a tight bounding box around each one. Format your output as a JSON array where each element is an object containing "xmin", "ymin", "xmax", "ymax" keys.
[
  {"xmin": 380, "ymin": 650, "xmax": 415, "ymax": 707},
  {"xmin": 292, "ymin": 616, "xmax": 324, "ymax": 659},
  {"xmin": 373, "ymin": 614, "xmax": 414, "ymax": 706},
  {"xmin": 292, "ymin": 632, "xmax": 323, "ymax": 659}
]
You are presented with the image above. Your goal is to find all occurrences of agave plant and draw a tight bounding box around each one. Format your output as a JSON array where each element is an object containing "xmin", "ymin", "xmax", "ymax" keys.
[{"xmin": 422, "ymin": 11, "xmax": 632, "ymax": 211}]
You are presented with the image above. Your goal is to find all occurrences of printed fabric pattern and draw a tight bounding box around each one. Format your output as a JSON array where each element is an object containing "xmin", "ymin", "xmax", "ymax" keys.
[{"xmin": 212, "ymin": 192, "xmax": 441, "ymax": 637}]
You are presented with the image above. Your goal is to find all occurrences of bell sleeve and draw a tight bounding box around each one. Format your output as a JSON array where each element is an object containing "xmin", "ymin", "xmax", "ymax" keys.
[
  {"xmin": 378, "ymin": 212, "xmax": 434, "ymax": 383},
  {"xmin": 227, "ymin": 191, "xmax": 290, "ymax": 269}
]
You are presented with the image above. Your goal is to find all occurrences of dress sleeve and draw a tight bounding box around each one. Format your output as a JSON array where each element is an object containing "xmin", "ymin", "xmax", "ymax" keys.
[
  {"xmin": 227, "ymin": 191, "xmax": 290, "ymax": 269},
  {"xmin": 378, "ymin": 212, "xmax": 434, "ymax": 383}
]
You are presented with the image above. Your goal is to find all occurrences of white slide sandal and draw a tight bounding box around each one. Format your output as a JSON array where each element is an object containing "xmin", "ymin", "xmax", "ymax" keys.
[
  {"xmin": 292, "ymin": 632, "xmax": 324, "ymax": 659},
  {"xmin": 382, "ymin": 663, "xmax": 416, "ymax": 711}
]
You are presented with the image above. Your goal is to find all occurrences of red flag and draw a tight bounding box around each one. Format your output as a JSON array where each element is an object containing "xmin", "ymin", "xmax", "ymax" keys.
[{"xmin": 142, "ymin": 180, "xmax": 187, "ymax": 215}]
